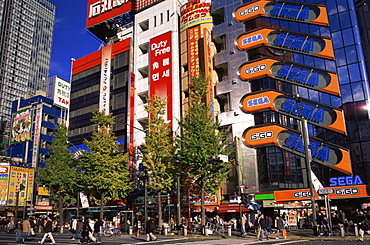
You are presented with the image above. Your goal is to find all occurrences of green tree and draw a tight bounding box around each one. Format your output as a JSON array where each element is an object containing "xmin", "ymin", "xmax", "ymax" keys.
[
  {"xmin": 176, "ymin": 76, "xmax": 230, "ymax": 229},
  {"xmin": 81, "ymin": 110, "xmax": 132, "ymax": 219},
  {"xmin": 140, "ymin": 95, "xmax": 176, "ymax": 231},
  {"xmin": 37, "ymin": 124, "xmax": 80, "ymax": 233}
]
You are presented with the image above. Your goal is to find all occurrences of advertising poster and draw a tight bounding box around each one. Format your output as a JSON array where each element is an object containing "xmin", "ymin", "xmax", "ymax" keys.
[
  {"xmin": 26, "ymin": 168, "xmax": 34, "ymax": 202},
  {"xmin": 10, "ymin": 108, "xmax": 33, "ymax": 144},
  {"xmin": 99, "ymin": 44, "xmax": 112, "ymax": 114},
  {"xmin": 53, "ymin": 77, "xmax": 71, "ymax": 109},
  {"xmin": 0, "ymin": 166, "xmax": 9, "ymax": 205},
  {"xmin": 80, "ymin": 192, "xmax": 90, "ymax": 208},
  {"xmin": 32, "ymin": 104, "xmax": 43, "ymax": 168},
  {"xmin": 7, "ymin": 166, "xmax": 29, "ymax": 206}
]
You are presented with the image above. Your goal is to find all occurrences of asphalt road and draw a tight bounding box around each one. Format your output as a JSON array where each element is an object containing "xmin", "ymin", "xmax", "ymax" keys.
[{"xmin": 0, "ymin": 232, "xmax": 366, "ymax": 245}]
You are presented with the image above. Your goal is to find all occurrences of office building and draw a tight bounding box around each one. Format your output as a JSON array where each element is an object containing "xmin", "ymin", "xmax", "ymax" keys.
[{"xmin": 0, "ymin": 0, "xmax": 55, "ymax": 156}]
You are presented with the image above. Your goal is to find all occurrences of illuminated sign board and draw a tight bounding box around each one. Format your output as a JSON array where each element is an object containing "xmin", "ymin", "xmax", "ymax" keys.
[
  {"xmin": 86, "ymin": 0, "xmax": 133, "ymax": 29},
  {"xmin": 240, "ymin": 90, "xmax": 346, "ymax": 134},
  {"xmin": 150, "ymin": 31, "xmax": 173, "ymax": 126},
  {"xmin": 53, "ymin": 77, "xmax": 70, "ymax": 109},
  {"xmin": 99, "ymin": 45, "xmax": 112, "ymax": 114},
  {"xmin": 238, "ymin": 58, "xmax": 340, "ymax": 95},
  {"xmin": 242, "ymin": 124, "xmax": 352, "ymax": 174},
  {"xmin": 275, "ymin": 185, "xmax": 368, "ymax": 201},
  {"xmin": 180, "ymin": 0, "xmax": 212, "ymax": 32},
  {"xmin": 234, "ymin": 0, "xmax": 328, "ymax": 26},
  {"xmin": 329, "ymin": 175, "xmax": 364, "ymax": 187},
  {"xmin": 236, "ymin": 27, "xmax": 334, "ymax": 60}
]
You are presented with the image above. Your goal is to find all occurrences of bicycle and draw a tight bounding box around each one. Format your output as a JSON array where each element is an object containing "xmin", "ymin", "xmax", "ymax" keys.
[{"xmin": 103, "ymin": 227, "xmax": 121, "ymax": 236}]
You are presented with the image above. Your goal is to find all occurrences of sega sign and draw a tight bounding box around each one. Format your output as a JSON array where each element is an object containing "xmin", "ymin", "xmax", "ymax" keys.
[
  {"xmin": 234, "ymin": 0, "xmax": 329, "ymax": 26},
  {"xmin": 236, "ymin": 27, "xmax": 334, "ymax": 60},
  {"xmin": 329, "ymin": 175, "xmax": 364, "ymax": 187}
]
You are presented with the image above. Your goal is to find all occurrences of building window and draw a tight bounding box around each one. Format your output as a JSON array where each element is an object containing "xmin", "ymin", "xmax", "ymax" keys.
[
  {"xmin": 217, "ymin": 93, "xmax": 231, "ymax": 112},
  {"xmin": 212, "ymin": 8, "xmax": 224, "ymax": 26},
  {"xmin": 214, "ymin": 35, "xmax": 226, "ymax": 52},
  {"xmin": 139, "ymin": 19, "xmax": 149, "ymax": 32},
  {"xmin": 138, "ymin": 66, "xmax": 149, "ymax": 79},
  {"xmin": 139, "ymin": 42, "xmax": 149, "ymax": 55}
]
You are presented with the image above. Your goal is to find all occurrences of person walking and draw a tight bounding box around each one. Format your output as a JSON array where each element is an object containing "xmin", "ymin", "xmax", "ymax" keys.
[
  {"xmin": 14, "ymin": 218, "xmax": 22, "ymax": 244},
  {"xmin": 22, "ymin": 217, "xmax": 32, "ymax": 243},
  {"xmin": 241, "ymin": 213, "xmax": 247, "ymax": 236},
  {"xmin": 38, "ymin": 217, "xmax": 56, "ymax": 244},
  {"xmin": 258, "ymin": 214, "xmax": 269, "ymax": 241},
  {"xmin": 275, "ymin": 216, "xmax": 285, "ymax": 239},
  {"xmin": 76, "ymin": 217, "xmax": 84, "ymax": 240},
  {"xmin": 358, "ymin": 211, "xmax": 370, "ymax": 242},
  {"xmin": 145, "ymin": 217, "xmax": 157, "ymax": 242},
  {"xmin": 94, "ymin": 218, "xmax": 103, "ymax": 243},
  {"xmin": 70, "ymin": 217, "xmax": 77, "ymax": 240}
]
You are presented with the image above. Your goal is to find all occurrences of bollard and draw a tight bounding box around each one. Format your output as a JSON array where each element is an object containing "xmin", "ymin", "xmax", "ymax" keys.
[
  {"xmin": 227, "ymin": 225, "xmax": 232, "ymax": 237},
  {"xmin": 355, "ymin": 223, "xmax": 358, "ymax": 237},
  {"xmin": 339, "ymin": 224, "xmax": 345, "ymax": 237},
  {"xmin": 183, "ymin": 226, "xmax": 187, "ymax": 236},
  {"xmin": 129, "ymin": 226, "xmax": 133, "ymax": 235}
]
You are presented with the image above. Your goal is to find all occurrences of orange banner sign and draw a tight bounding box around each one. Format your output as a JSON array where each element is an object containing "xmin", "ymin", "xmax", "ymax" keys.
[
  {"xmin": 238, "ymin": 58, "xmax": 340, "ymax": 95},
  {"xmin": 236, "ymin": 27, "xmax": 334, "ymax": 60},
  {"xmin": 240, "ymin": 90, "xmax": 346, "ymax": 134},
  {"xmin": 242, "ymin": 124, "xmax": 352, "ymax": 174},
  {"xmin": 234, "ymin": 0, "xmax": 328, "ymax": 26}
]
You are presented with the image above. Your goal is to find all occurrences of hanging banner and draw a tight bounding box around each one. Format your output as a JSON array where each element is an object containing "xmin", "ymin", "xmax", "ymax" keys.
[
  {"xmin": 240, "ymin": 89, "xmax": 346, "ymax": 134},
  {"xmin": 238, "ymin": 58, "xmax": 340, "ymax": 95},
  {"xmin": 128, "ymin": 73, "xmax": 135, "ymax": 177},
  {"xmin": 26, "ymin": 168, "xmax": 34, "ymax": 203},
  {"xmin": 99, "ymin": 44, "xmax": 112, "ymax": 114},
  {"xmin": 0, "ymin": 166, "xmax": 9, "ymax": 205},
  {"xmin": 236, "ymin": 27, "xmax": 334, "ymax": 60},
  {"xmin": 234, "ymin": 0, "xmax": 328, "ymax": 26},
  {"xmin": 242, "ymin": 124, "xmax": 352, "ymax": 174},
  {"xmin": 80, "ymin": 192, "xmax": 90, "ymax": 208},
  {"xmin": 188, "ymin": 26, "xmax": 201, "ymax": 78},
  {"xmin": 10, "ymin": 108, "xmax": 34, "ymax": 144}
]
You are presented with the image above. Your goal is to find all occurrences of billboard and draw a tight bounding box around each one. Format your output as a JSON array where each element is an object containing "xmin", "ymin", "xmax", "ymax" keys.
[
  {"xmin": 0, "ymin": 166, "xmax": 9, "ymax": 205},
  {"xmin": 238, "ymin": 58, "xmax": 340, "ymax": 95},
  {"xmin": 99, "ymin": 45, "xmax": 112, "ymax": 114},
  {"xmin": 149, "ymin": 31, "xmax": 173, "ymax": 125},
  {"xmin": 7, "ymin": 166, "xmax": 31, "ymax": 206},
  {"xmin": 240, "ymin": 90, "xmax": 346, "ymax": 134},
  {"xmin": 242, "ymin": 124, "xmax": 352, "ymax": 174},
  {"xmin": 180, "ymin": 0, "xmax": 212, "ymax": 32},
  {"xmin": 236, "ymin": 27, "xmax": 334, "ymax": 60},
  {"xmin": 32, "ymin": 104, "xmax": 42, "ymax": 168},
  {"xmin": 234, "ymin": 0, "xmax": 328, "ymax": 26},
  {"xmin": 128, "ymin": 73, "xmax": 135, "ymax": 176},
  {"xmin": 10, "ymin": 108, "xmax": 33, "ymax": 144},
  {"xmin": 86, "ymin": 0, "xmax": 133, "ymax": 28},
  {"xmin": 53, "ymin": 77, "xmax": 71, "ymax": 109}
]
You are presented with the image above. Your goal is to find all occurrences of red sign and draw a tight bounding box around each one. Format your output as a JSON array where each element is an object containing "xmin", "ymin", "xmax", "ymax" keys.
[
  {"xmin": 188, "ymin": 26, "xmax": 201, "ymax": 78},
  {"xmin": 149, "ymin": 32, "xmax": 173, "ymax": 125},
  {"xmin": 128, "ymin": 73, "xmax": 135, "ymax": 177},
  {"xmin": 86, "ymin": 0, "xmax": 133, "ymax": 29}
]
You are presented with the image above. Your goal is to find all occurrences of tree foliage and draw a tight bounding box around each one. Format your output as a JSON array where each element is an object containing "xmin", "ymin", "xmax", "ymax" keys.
[
  {"xmin": 140, "ymin": 95, "xmax": 176, "ymax": 229},
  {"xmin": 37, "ymin": 123, "xmax": 79, "ymax": 233},
  {"xmin": 81, "ymin": 110, "xmax": 132, "ymax": 218},
  {"xmin": 176, "ymin": 76, "xmax": 230, "ymax": 226}
]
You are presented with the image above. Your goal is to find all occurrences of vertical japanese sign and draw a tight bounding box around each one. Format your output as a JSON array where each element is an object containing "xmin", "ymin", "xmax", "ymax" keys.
[
  {"xmin": 7, "ymin": 166, "xmax": 29, "ymax": 206},
  {"xmin": 32, "ymin": 104, "xmax": 43, "ymax": 168},
  {"xmin": 10, "ymin": 108, "xmax": 33, "ymax": 144},
  {"xmin": 0, "ymin": 166, "xmax": 9, "ymax": 205},
  {"xmin": 128, "ymin": 73, "xmax": 135, "ymax": 176},
  {"xmin": 149, "ymin": 31, "xmax": 173, "ymax": 125},
  {"xmin": 53, "ymin": 77, "xmax": 71, "ymax": 109},
  {"xmin": 235, "ymin": 137, "xmax": 244, "ymax": 186},
  {"xmin": 188, "ymin": 26, "xmax": 201, "ymax": 78},
  {"xmin": 26, "ymin": 168, "xmax": 34, "ymax": 203},
  {"xmin": 100, "ymin": 44, "xmax": 112, "ymax": 114}
]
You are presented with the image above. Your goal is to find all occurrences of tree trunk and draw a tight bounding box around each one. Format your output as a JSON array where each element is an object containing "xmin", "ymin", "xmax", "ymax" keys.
[
  {"xmin": 201, "ymin": 185, "xmax": 205, "ymax": 233},
  {"xmin": 158, "ymin": 192, "xmax": 162, "ymax": 232},
  {"xmin": 58, "ymin": 197, "xmax": 64, "ymax": 234},
  {"xmin": 100, "ymin": 192, "xmax": 105, "ymax": 220}
]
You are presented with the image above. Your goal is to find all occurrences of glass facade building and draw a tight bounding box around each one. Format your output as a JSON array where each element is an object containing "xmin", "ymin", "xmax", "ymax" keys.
[
  {"xmin": 0, "ymin": 0, "xmax": 55, "ymax": 155},
  {"xmin": 212, "ymin": 0, "xmax": 370, "ymax": 193}
]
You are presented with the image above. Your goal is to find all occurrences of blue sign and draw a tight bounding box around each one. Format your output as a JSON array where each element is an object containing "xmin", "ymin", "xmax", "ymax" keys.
[{"xmin": 329, "ymin": 175, "xmax": 364, "ymax": 187}]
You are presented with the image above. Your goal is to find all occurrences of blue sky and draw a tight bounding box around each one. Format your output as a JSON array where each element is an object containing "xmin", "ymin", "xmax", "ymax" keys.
[{"xmin": 49, "ymin": 0, "xmax": 102, "ymax": 81}]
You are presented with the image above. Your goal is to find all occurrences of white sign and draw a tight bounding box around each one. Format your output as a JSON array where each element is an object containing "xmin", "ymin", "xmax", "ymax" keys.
[
  {"xmin": 32, "ymin": 104, "xmax": 43, "ymax": 168},
  {"xmin": 80, "ymin": 192, "xmax": 90, "ymax": 208},
  {"xmin": 88, "ymin": 0, "xmax": 128, "ymax": 18},
  {"xmin": 53, "ymin": 77, "xmax": 70, "ymax": 109},
  {"xmin": 99, "ymin": 45, "xmax": 112, "ymax": 114}
]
